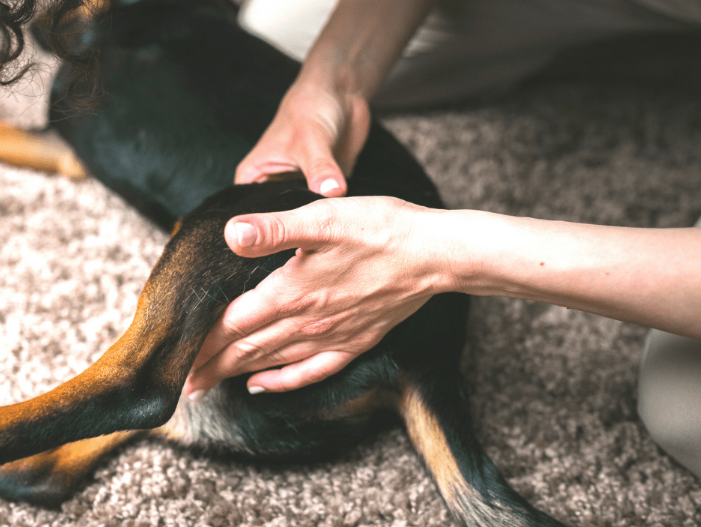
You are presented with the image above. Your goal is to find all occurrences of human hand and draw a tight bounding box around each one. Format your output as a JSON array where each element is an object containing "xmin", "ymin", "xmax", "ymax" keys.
[
  {"xmin": 183, "ymin": 196, "xmax": 452, "ymax": 399},
  {"xmin": 234, "ymin": 81, "xmax": 371, "ymax": 197}
]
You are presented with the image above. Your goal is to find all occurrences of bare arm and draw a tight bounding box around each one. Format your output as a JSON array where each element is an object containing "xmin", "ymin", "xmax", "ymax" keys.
[
  {"xmin": 184, "ymin": 198, "xmax": 701, "ymax": 399},
  {"xmin": 298, "ymin": 0, "xmax": 436, "ymax": 101},
  {"xmin": 234, "ymin": 0, "xmax": 436, "ymax": 195},
  {"xmin": 454, "ymin": 211, "xmax": 701, "ymax": 339}
]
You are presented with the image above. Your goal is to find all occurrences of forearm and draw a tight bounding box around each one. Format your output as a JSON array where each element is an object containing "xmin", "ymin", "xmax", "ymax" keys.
[
  {"xmin": 298, "ymin": 0, "xmax": 436, "ymax": 100},
  {"xmin": 438, "ymin": 210, "xmax": 701, "ymax": 339},
  {"xmin": 235, "ymin": 0, "xmax": 434, "ymax": 190}
]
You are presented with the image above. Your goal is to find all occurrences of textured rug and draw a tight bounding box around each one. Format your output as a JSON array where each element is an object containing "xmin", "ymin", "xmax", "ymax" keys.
[{"xmin": 0, "ymin": 33, "xmax": 700, "ymax": 527}]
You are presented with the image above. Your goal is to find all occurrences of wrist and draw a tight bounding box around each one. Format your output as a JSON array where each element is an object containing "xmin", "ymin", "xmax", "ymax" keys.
[
  {"xmin": 294, "ymin": 58, "xmax": 370, "ymax": 130},
  {"xmin": 297, "ymin": 52, "xmax": 363, "ymax": 97},
  {"xmin": 428, "ymin": 209, "xmax": 520, "ymax": 297},
  {"xmin": 409, "ymin": 208, "xmax": 492, "ymax": 297},
  {"xmin": 295, "ymin": 0, "xmax": 435, "ymax": 102}
]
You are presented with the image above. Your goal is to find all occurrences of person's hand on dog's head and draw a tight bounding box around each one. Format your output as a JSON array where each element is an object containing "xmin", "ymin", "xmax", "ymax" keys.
[
  {"xmin": 234, "ymin": 80, "xmax": 370, "ymax": 197},
  {"xmin": 183, "ymin": 196, "xmax": 451, "ymax": 400}
]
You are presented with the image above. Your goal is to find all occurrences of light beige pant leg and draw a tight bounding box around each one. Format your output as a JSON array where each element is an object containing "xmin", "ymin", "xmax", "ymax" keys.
[
  {"xmin": 238, "ymin": 0, "xmax": 691, "ymax": 110},
  {"xmin": 638, "ymin": 217, "xmax": 701, "ymax": 479}
]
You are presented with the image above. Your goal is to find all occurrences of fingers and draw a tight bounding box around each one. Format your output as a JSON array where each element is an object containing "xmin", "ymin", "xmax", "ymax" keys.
[
  {"xmin": 184, "ymin": 340, "xmax": 305, "ymax": 397},
  {"xmin": 190, "ymin": 271, "xmax": 304, "ymax": 370},
  {"xmin": 300, "ymin": 139, "xmax": 347, "ymax": 198},
  {"xmin": 234, "ymin": 158, "xmax": 299, "ymax": 185},
  {"xmin": 185, "ymin": 348, "xmax": 355, "ymax": 400},
  {"xmin": 235, "ymin": 125, "xmax": 348, "ymax": 197},
  {"xmin": 246, "ymin": 351, "xmax": 355, "ymax": 392},
  {"xmin": 234, "ymin": 138, "xmax": 347, "ymax": 197},
  {"xmin": 224, "ymin": 200, "xmax": 342, "ymax": 257},
  {"xmin": 233, "ymin": 83, "xmax": 371, "ymax": 197},
  {"xmin": 334, "ymin": 93, "xmax": 371, "ymax": 180}
]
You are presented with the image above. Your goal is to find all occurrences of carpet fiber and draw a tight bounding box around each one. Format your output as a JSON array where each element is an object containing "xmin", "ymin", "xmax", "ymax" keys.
[{"xmin": 0, "ymin": 34, "xmax": 700, "ymax": 526}]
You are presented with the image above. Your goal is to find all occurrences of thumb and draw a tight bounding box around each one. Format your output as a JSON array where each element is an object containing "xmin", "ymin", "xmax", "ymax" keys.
[
  {"xmin": 225, "ymin": 201, "xmax": 337, "ymax": 258},
  {"xmin": 304, "ymin": 158, "xmax": 347, "ymax": 198},
  {"xmin": 296, "ymin": 133, "xmax": 347, "ymax": 197}
]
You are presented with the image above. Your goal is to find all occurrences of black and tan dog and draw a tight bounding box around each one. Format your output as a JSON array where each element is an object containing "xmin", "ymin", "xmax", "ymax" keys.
[{"xmin": 0, "ymin": 0, "xmax": 567, "ymax": 525}]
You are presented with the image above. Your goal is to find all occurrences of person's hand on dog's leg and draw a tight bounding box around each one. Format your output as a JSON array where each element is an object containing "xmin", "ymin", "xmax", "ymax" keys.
[
  {"xmin": 234, "ymin": 0, "xmax": 435, "ymax": 195},
  {"xmin": 234, "ymin": 81, "xmax": 368, "ymax": 197},
  {"xmin": 183, "ymin": 196, "xmax": 455, "ymax": 399},
  {"xmin": 183, "ymin": 201, "xmax": 701, "ymax": 399}
]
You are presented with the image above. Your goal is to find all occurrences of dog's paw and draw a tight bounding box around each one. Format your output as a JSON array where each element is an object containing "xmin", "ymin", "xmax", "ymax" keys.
[
  {"xmin": 0, "ymin": 449, "xmax": 77, "ymax": 508},
  {"xmin": 0, "ymin": 431, "xmax": 137, "ymax": 508}
]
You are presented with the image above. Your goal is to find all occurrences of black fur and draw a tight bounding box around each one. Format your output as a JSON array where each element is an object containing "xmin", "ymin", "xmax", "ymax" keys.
[{"xmin": 0, "ymin": 0, "xmax": 568, "ymax": 524}]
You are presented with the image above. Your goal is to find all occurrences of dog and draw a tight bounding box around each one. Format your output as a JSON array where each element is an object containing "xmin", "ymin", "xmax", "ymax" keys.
[{"xmin": 0, "ymin": 0, "xmax": 567, "ymax": 525}]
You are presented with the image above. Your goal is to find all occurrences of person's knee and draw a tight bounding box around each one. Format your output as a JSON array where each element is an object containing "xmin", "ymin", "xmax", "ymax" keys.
[
  {"xmin": 638, "ymin": 330, "xmax": 701, "ymax": 477},
  {"xmin": 638, "ymin": 384, "xmax": 695, "ymax": 455},
  {"xmin": 638, "ymin": 391, "xmax": 701, "ymax": 479}
]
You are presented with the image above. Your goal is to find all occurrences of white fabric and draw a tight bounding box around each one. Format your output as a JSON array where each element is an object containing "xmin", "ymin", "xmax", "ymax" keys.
[
  {"xmin": 238, "ymin": 0, "xmax": 337, "ymax": 62},
  {"xmin": 237, "ymin": 0, "xmax": 693, "ymax": 108}
]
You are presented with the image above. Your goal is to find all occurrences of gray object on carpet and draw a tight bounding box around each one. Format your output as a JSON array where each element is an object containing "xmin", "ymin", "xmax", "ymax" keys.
[{"xmin": 0, "ymin": 33, "xmax": 700, "ymax": 527}]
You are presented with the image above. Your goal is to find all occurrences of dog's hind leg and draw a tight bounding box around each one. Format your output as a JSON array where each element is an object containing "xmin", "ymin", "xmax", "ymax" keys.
[
  {"xmin": 399, "ymin": 374, "xmax": 567, "ymax": 527},
  {"xmin": 0, "ymin": 193, "xmax": 244, "ymax": 466},
  {"xmin": 0, "ymin": 182, "xmax": 314, "ymax": 471},
  {"xmin": 0, "ymin": 430, "xmax": 139, "ymax": 507},
  {"xmin": 0, "ymin": 390, "xmax": 213, "ymax": 507}
]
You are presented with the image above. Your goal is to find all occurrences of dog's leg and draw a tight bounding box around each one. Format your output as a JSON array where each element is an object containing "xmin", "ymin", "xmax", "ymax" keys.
[
  {"xmin": 0, "ymin": 122, "xmax": 87, "ymax": 179},
  {"xmin": 399, "ymin": 374, "xmax": 567, "ymax": 527},
  {"xmin": 0, "ymin": 204, "xmax": 240, "ymax": 465},
  {"xmin": 0, "ymin": 430, "xmax": 139, "ymax": 506},
  {"xmin": 0, "ymin": 396, "xmax": 200, "ymax": 507},
  {"xmin": 0, "ymin": 388, "xmax": 217, "ymax": 507}
]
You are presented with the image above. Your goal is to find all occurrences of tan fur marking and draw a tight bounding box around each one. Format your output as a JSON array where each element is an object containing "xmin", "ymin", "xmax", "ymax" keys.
[
  {"xmin": 0, "ymin": 431, "xmax": 138, "ymax": 484},
  {"xmin": 319, "ymin": 389, "xmax": 399, "ymax": 420},
  {"xmin": 0, "ymin": 124, "xmax": 88, "ymax": 179},
  {"xmin": 400, "ymin": 385, "xmax": 528, "ymax": 527},
  {"xmin": 400, "ymin": 386, "xmax": 474, "ymax": 505},
  {"xmin": 0, "ymin": 261, "xmax": 178, "ymax": 434}
]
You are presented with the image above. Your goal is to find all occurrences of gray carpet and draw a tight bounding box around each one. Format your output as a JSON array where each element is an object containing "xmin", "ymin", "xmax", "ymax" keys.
[{"xmin": 0, "ymin": 34, "xmax": 700, "ymax": 526}]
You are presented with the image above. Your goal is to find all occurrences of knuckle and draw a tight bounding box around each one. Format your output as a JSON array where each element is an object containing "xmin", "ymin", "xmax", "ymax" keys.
[
  {"xmin": 266, "ymin": 215, "xmax": 289, "ymax": 248},
  {"xmin": 232, "ymin": 339, "xmax": 266, "ymax": 362},
  {"xmin": 299, "ymin": 316, "xmax": 339, "ymax": 337},
  {"xmin": 221, "ymin": 317, "xmax": 247, "ymax": 340},
  {"xmin": 263, "ymin": 347, "xmax": 290, "ymax": 368},
  {"xmin": 301, "ymin": 202, "xmax": 337, "ymax": 244},
  {"xmin": 355, "ymin": 333, "xmax": 381, "ymax": 353},
  {"xmin": 308, "ymin": 157, "xmax": 342, "ymax": 179}
]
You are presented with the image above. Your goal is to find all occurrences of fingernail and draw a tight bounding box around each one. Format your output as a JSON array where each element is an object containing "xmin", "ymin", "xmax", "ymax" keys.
[
  {"xmin": 188, "ymin": 389, "xmax": 207, "ymax": 403},
  {"xmin": 248, "ymin": 386, "xmax": 265, "ymax": 395},
  {"xmin": 319, "ymin": 179, "xmax": 340, "ymax": 196},
  {"xmin": 235, "ymin": 222, "xmax": 257, "ymax": 247}
]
